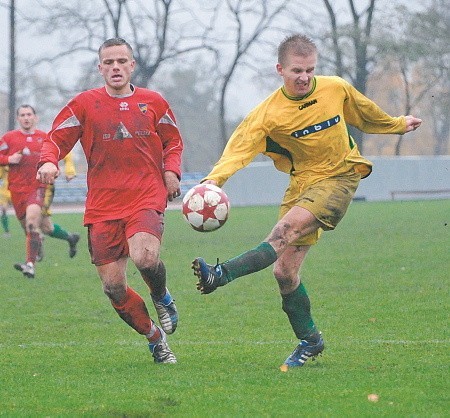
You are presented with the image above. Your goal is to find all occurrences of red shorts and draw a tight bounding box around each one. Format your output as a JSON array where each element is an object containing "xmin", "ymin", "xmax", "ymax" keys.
[
  {"xmin": 10, "ymin": 187, "xmax": 46, "ymax": 221},
  {"xmin": 87, "ymin": 209, "xmax": 164, "ymax": 266}
]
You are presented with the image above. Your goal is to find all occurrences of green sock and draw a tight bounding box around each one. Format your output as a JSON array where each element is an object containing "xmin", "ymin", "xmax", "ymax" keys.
[
  {"xmin": 282, "ymin": 283, "xmax": 318, "ymax": 341},
  {"xmin": 1, "ymin": 213, "xmax": 9, "ymax": 233},
  {"xmin": 49, "ymin": 224, "xmax": 70, "ymax": 241},
  {"xmin": 221, "ymin": 242, "xmax": 277, "ymax": 282}
]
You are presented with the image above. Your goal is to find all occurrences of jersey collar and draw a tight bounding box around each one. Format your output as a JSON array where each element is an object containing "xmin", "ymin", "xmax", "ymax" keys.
[{"xmin": 281, "ymin": 77, "xmax": 316, "ymax": 101}]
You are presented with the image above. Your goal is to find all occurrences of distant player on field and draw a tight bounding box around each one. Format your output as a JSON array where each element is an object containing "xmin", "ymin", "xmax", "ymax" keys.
[
  {"xmin": 192, "ymin": 34, "xmax": 422, "ymax": 370},
  {"xmin": 0, "ymin": 152, "xmax": 77, "ymax": 242},
  {"xmin": 37, "ymin": 38, "xmax": 183, "ymax": 364},
  {"xmin": 0, "ymin": 166, "xmax": 12, "ymax": 237},
  {"xmin": 0, "ymin": 105, "xmax": 80, "ymax": 279}
]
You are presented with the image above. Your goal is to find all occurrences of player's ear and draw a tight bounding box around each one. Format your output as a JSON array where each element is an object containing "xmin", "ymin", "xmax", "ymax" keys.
[{"xmin": 276, "ymin": 63, "xmax": 283, "ymax": 76}]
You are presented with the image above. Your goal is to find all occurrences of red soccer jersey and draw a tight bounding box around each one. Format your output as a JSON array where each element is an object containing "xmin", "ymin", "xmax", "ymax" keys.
[
  {"xmin": 0, "ymin": 129, "xmax": 46, "ymax": 193},
  {"xmin": 39, "ymin": 86, "xmax": 183, "ymax": 225}
]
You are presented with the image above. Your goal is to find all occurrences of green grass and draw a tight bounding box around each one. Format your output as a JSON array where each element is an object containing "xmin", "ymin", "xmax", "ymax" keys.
[{"xmin": 0, "ymin": 199, "xmax": 448, "ymax": 417}]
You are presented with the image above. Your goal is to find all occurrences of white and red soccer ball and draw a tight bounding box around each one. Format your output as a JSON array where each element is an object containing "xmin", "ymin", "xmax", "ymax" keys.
[{"xmin": 182, "ymin": 184, "xmax": 230, "ymax": 232}]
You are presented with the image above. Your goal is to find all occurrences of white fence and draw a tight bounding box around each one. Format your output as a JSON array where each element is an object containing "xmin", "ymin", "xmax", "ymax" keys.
[
  {"xmin": 221, "ymin": 156, "xmax": 450, "ymax": 205},
  {"xmin": 51, "ymin": 156, "xmax": 449, "ymax": 206}
]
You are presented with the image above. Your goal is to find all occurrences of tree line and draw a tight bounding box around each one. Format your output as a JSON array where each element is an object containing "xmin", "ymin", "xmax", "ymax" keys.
[{"xmin": 3, "ymin": 0, "xmax": 449, "ymax": 172}]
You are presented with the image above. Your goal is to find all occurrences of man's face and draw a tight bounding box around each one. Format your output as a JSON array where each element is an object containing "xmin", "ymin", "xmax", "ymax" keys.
[
  {"xmin": 276, "ymin": 52, "xmax": 317, "ymax": 97},
  {"xmin": 17, "ymin": 107, "xmax": 37, "ymax": 132},
  {"xmin": 98, "ymin": 44, "xmax": 135, "ymax": 95}
]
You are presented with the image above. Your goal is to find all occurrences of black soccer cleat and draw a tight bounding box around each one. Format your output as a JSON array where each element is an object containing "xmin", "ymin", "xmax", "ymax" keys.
[{"xmin": 68, "ymin": 233, "xmax": 80, "ymax": 258}]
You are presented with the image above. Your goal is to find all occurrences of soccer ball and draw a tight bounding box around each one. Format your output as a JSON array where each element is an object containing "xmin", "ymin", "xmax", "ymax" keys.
[{"xmin": 182, "ymin": 184, "xmax": 230, "ymax": 232}]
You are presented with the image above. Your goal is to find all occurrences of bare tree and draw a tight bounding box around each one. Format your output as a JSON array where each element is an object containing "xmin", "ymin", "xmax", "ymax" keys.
[
  {"xmin": 320, "ymin": 0, "xmax": 377, "ymax": 152},
  {"xmin": 121, "ymin": 0, "xmax": 215, "ymax": 87},
  {"xmin": 411, "ymin": 0, "xmax": 450, "ymax": 156},
  {"xmin": 207, "ymin": 0, "xmax": 290, "ymax": 146},
  {"xmin": 24, "ymin": 0, "xmax": 213, "ymax": 90},
  {"xmin": 375, "ymin": 1, "xmax": 449, "ymax": 155}
]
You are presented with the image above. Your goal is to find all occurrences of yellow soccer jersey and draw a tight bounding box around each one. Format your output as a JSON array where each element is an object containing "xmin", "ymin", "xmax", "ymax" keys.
[
  {"xmin": 206, "ymin": 76, "xmax": 406, "ymax": 188},
  {"xmin": 63, "ymin": 152, "xmax": 76, "ymax": 178},
  {"xmin": 0, "ymin": 166, "xmax": 10, "ymax": 204},
  {"xmin": 40, "ymin": 152, "xmax": 77, "ymax": 217}
]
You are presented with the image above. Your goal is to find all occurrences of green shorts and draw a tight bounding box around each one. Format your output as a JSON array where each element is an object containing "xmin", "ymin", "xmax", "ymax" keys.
[{"xmin": 279, "ymin": 171, "xmax": 361, "ymax": 246}]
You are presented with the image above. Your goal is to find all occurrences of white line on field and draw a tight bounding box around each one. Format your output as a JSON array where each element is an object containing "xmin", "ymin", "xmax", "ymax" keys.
[{"xmin": 0, "ymin": 338, "xmax": 448, "ymax": 349}]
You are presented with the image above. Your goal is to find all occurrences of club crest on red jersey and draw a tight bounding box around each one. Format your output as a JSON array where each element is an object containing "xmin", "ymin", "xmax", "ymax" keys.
[{"xmin": 138, "ymin": 103, "xmax": 148, "ymax": 114}]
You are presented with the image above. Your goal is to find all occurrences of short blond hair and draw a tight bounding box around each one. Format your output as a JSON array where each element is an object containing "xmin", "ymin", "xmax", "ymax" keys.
[{"xmin": 278, "ymin": 34, "xmax": 317, "ymax": 65}]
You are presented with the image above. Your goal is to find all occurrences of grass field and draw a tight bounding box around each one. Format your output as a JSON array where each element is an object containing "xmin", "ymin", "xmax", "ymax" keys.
[{"xmin": 0, "ymin": 199, "xmax": 448, "ymax": 417}]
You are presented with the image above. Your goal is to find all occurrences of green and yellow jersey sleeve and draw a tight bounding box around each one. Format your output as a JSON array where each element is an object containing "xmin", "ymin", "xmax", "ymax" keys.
[{"xmin": 206, "ymin": 76, "xmax": 406, "ymax": 187}]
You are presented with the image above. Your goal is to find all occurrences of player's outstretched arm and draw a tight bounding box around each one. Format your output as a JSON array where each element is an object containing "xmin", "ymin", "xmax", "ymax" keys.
[{"xmin": 404, "ymin": 115, "xmax": 422, "ymax": 133}]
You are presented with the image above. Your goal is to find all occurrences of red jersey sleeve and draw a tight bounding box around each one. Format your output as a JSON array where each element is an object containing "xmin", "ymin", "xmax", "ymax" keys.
[
  {"xmin": 39, "ymin": 97, "xmax": 85, "ymax": 167},
  {"xmin": 157, "ymin": 107, "xmax": 183, "ymax": 179}
]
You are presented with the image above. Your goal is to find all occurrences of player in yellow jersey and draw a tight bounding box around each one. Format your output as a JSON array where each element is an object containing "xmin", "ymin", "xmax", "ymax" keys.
[
  {"xmin": 0, "ymin": 166, "xmax": 11, "ymax": 237},
  {"xmin": 37, "ymin": 152, "xmax": 80, "ymax": 261},
  {"xmin": 192, "ymin": 34, "xmax": 422, "ymax": 370}
]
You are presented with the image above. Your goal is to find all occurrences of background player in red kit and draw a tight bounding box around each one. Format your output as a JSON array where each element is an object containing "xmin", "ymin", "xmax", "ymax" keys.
[
  {"xmin": 0, "ymin": 105, "xmax": 80, "ymax": 279},
  {"xmin": 37, "ymin": 38, "xmax": 183, "ymax": 364}
]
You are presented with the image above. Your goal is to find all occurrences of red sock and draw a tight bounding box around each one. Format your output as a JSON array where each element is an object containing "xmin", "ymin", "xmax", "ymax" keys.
[
  {"xmin": 111, "ymin": 287, "xmax": 153, "ymax": 335},
  {"xmin": 26, "ymin": 231, "xmax": 41, "ymax": 263}
]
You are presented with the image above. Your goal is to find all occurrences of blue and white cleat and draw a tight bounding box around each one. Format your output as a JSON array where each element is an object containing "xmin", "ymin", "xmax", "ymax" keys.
[
  {"xmin": 192, "ymin": 257, "xmax": 227, "ymax": 294},
  {"xmin": 280, "ymin": 334, "xmax": 324, "ymax": 372},
  {"xmin": 148, "ymin": 328, "xmax": 177, "ymax": 364},
  {"xmin": 152, "ymin": 288, "xmax": 178, "ymax": 335}
]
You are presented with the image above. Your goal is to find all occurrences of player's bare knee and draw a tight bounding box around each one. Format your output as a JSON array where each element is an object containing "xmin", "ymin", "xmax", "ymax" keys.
[
  {"xmin": 268, "ymin": 221, "xmax": 302, "ymax": 249},
  {"xmin": 129, "ymin": 237, "xmax": 160, "ymax": 276},
  {"xmin": 26, "ymin": 222, "xmax": 39, "ymax": 233},
  {"xmin": 273, "ymin": 266, "xmax": 291, "ymax": 283},
  {"xmin": 274, "ymin": 274, "xmax": 300, "ymax": 294},
  {"xmin": 40, "ymin": 224, "xmax": 51, "ymax": 235},
  {"xmin": 273, "ymin": 262, "xmax": 299, "ymax": 291},
  {"xmin": 133, "ymin": 250, "xmax": 159, "ymax": 272}
]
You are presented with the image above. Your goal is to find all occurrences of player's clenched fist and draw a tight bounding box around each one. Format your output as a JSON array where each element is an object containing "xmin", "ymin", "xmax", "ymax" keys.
[{"xmin": 37, "ymin": 162, "xmax": 60, "ymax": 184}]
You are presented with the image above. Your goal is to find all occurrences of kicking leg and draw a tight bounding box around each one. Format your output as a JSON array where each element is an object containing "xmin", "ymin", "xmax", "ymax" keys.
[
  {"xmin": 41, "ymin": 215, "xmax": 80, "ymax": 258},
  {"xmin": 192, "ymin": 206, "xmax": 322, "ymax": 293}
]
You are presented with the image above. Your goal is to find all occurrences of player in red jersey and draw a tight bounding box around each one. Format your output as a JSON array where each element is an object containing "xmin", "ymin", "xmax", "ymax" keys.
[
  {"xmin": 37, "ymin": 38, "xmax": 183, "ymax": 364},
  {"xmin": 0, "ymin": 105, "xmax": 80, "ymax": 279}
]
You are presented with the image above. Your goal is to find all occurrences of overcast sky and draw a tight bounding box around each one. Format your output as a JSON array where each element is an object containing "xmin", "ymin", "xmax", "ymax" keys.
[{"xmin": 0, "ymin": 0, "xmax": 425, "ymax": 125}]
